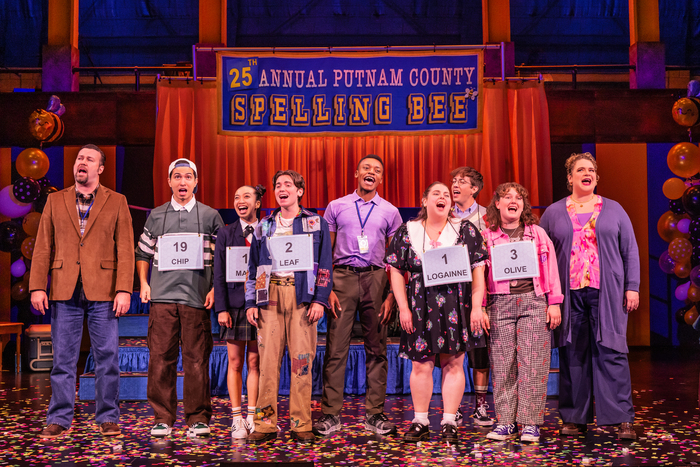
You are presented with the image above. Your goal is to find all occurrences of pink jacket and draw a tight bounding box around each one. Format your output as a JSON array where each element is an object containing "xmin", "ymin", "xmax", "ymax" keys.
[{"xmin": 482, "ymin": 224, "xmax": 564, "ymax": 305}]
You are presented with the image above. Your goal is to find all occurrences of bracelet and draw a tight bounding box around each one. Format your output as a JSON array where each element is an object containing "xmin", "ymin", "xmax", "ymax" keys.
[{"xmin": 387, "ymin": 290, "xmax": 394, "ymax": 295}]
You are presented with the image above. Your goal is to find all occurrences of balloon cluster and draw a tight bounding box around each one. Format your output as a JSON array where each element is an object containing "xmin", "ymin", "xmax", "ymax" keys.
[{"xmin": 1, "ymin": 96, "xmax": 64, "ymax": 312}]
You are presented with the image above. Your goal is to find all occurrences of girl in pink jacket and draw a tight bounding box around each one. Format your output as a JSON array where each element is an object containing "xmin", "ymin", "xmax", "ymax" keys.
[{"xmin": 474, "ymin": 182, "xmax": 562, "ymax": 443}]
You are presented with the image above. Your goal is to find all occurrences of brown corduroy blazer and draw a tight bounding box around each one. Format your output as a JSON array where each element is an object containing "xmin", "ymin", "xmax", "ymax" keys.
[{"xmin": 29, "ymin": 184, "xmax": 135, "ymax": 302}]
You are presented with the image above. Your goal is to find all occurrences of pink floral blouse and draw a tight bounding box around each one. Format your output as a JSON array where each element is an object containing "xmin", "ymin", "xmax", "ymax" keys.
[{"xmin": 567, "ymin": 195, "xmax": 603, "ymax": 290}]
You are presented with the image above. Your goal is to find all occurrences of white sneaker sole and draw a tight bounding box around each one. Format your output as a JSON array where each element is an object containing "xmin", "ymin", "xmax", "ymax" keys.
[
  {"xmin": 486, "ymin": 432, "xmax": 517, "ymax": 441},
  {"xmin": 520, "ymin": 434, "xmax": 540, "ymax": 442},
  {"xmin": 473, "ymin": 417, "xmax": 495, "ymax": 426},
  {"xmin": 151, "ymin": 429, "xmax": 172, "ymax": 438},
  {"xmin": 365, "ymin": 422, "xmax": 397, "ymax": 435},
  {"xmin": 313, "ymin": 424, "xmax": 341, "ymax": 436}
]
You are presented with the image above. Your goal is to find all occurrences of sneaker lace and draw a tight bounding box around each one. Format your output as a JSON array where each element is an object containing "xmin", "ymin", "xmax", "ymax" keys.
[
  {"xmin": 476, "ymin": 403, "xmax": 490, "ymax": 417},
  {"xmin": 371, "ymin": 413, "xmax": 389, "ymax": 423}
]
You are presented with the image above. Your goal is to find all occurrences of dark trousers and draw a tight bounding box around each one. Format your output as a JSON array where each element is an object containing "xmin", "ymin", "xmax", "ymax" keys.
[
  {"xmin": 147, "ymin": 302, "xmax": 213, "ymax": 426},
  {"xmin": 321, "ymin": 267, "xmax": 388, "ymax": 416},
  {"xmin": 559, "ymin": 287, "xmax": 635, "ymax": 425},
  {"xmin": 49, "ymin": 282, "xmax": 119, "ymax": 428}
]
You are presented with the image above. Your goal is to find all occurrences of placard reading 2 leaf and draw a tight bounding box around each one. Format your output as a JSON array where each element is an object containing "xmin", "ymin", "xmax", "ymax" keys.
[
  {"xmin": 490, "ymin": 241, "xmax": 539, "ymax": 281},
  {"xmin": 422, "ymin": 245, "xmax": 472, "ymax": 287},
  {"xmin": 269, "ymin": 234, "xmax": 314, "ymax": 272},
  {"xmin": 157, "ymin": 233, "xmax": 204, "ymax": 271},
  {"xmin": 226, "ymin": 246, "xmax": 250, "ymax": 282}
]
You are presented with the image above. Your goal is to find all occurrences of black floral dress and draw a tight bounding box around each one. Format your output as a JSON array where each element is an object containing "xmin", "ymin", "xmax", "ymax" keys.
[{"xmin": 386, "ymin": 219, "xmax": 488, "ymax": 361}]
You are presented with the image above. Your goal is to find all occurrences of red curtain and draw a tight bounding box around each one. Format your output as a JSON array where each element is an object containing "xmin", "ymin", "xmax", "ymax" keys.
[{"xmin": 154, "ymin": 80, "xmax": 552, "ymax": 210}]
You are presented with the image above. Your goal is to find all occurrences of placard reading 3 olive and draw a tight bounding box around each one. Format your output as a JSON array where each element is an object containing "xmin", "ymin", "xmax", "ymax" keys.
[
  {"xmin": 490, "ymin": 241, "xmax": 539, "ymax": 281},
  {"xmin": 226, "ymin": 246, "xmax": 250, "ymax": 282},
  {"xmin": 158, "ymin": 233, "xmax": 204, "ymax": 271},
  {"xmin": 269, "ymin": 234, "xmax": 314, "ymax": 272},
  {"xmin": 422, "ymin": 245, "xmax": 472, "ymax": 287}
]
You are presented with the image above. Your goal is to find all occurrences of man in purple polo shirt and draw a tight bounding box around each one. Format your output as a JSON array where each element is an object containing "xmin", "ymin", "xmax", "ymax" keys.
[{"xmin": 313, "ymin": 154, "xmax": 402, "ymax": 437}]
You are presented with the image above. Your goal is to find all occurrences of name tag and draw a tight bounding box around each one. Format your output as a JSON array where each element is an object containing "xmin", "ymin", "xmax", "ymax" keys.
[
  {"xmin": 226, "ymin": 246, "xmax": 250, "ymax": 283},
  {"xmin": 157, "ymin": 233, "xmax": 204, "ymax": 271},
  {"xmin": 490, "ymin": 241, "xmax": 539, "ymax": 281},
  {"xmin": 269, "ymin": 234, "xmax": 314, "ymax": 272},
  {"xmin": 422, "ymin": 245, "xmax": 472, "ymax": 287}
]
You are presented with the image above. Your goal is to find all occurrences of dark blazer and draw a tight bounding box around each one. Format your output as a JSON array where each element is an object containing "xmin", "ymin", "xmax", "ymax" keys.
[
  {"xmin": 29, "ymin": 184, "xmax": 135, "ymax": 302},
  {"xmin": 213, "ymin": 220, "xmax": 248, "ymax": 312}
]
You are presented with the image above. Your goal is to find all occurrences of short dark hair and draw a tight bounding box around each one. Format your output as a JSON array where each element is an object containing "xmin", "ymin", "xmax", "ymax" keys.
[
  {"xmin": 81, "ymin": 144, "xmax": 105, "ymax": 167},
  {"xmin": 272, "ymin": 170, "xmax": 305, "ymax": 202},
  {"xmin": 357, "ymin": 154, "xmax": 384, "ymax": 170},
  {"xmin": 450, "ymin": 166, "xmax": 483, "ymax": 198}
]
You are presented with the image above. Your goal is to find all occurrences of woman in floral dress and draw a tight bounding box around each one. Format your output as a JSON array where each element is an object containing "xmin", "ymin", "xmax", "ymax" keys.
[{"xmin": 387, "ymin": 181, "xmax": 487, "ymax": 444}]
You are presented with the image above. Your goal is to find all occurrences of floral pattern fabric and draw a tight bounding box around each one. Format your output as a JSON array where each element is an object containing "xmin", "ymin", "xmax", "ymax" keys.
[
  {"xmin": 567, "ymin": 196, "xmax": 602, "ymax": 290},
  {"xmin": 386, "ymin": 219, "xmax": 488, "ymax": 361}
]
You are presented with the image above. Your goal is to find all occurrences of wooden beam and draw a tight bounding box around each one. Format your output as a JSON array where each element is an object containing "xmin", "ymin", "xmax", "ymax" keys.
[
  {"xmin": 48, "ymin": 0, "xmax": 78, "ymax": 48},
  {"xmin": 629, "ymin": 0, "xmax": 660, "ymax": 45},
  {"xmin": 482, "ymin": 0, "xmax": 511, "ymax": 43},
  {"xmin": 199, "ymin": 0, "xmax": 227, "ymax": 45}
]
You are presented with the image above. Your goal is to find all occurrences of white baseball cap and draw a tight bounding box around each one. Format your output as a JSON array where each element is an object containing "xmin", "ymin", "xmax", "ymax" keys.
[{"xmin": 168, "ymin": 158, "xmax": 197, "ymax": 177}]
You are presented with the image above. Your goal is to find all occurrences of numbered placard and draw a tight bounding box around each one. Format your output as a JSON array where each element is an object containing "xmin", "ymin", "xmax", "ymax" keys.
[
  {"xmin": 226, "ymin": 246, "xmax": 250, "ymax": 282},
  {"xmin": 490, "ymin": 241, "xmax": 539, "ymax": 281},
  {"xmin": 422, "ymin": 245, "xmax": 472, "ymax": 287},
  {"xmin": 157, "ymin": 233, "xmax": 204, "ymax": 271},
  {"xmin": 269, "ymin": 234, "xmax": 314, "ymax": 272}
]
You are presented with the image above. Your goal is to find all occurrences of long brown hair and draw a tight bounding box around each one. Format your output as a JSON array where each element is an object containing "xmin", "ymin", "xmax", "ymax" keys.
[
  {"xmin": 412, "ymin": 181, "xmax": 452, "ymax": 223},
  {"xmin": 485, "ymin": 182, "xmax": 539, "ymax": 231}
]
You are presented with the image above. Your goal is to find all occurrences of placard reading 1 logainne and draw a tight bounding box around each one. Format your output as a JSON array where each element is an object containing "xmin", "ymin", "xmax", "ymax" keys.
[
  {"xmin": 226, "ymin": 246, "xmax": 250, "ymax": 283},
  {"xmin": 157, "ymin": 233, "xmax": 204, "ymax": 271},
  {"xmin": 490, "ymin": 241, "xmax": 539, "ymax": 282},
  {"xmin": 422, "ymin": 245, "xmax": 472, "ymax": 287},
  {"xmin": 269, "ymin": 234, "xmax": 314, "ymax": 273}
]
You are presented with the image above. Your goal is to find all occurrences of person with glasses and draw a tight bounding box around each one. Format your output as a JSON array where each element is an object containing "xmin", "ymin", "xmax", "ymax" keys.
[{"xmin": 449, "ymin": 166, "xmax": 493, "ymax": 427}]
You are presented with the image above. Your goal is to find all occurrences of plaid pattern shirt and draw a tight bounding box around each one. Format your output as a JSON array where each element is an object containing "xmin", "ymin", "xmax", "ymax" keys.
[{"xmin": 76, "ymin": 186, "xmax": 98, "ymax": 237}]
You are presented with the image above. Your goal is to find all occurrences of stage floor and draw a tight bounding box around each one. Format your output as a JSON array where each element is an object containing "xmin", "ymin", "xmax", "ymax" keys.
[{"xmin": 1, "ymin": 347, "xmax": 698, "ymax": 466}]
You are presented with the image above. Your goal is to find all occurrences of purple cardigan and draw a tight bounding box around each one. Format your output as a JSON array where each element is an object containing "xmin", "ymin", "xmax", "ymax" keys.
[{"xmin": 540, "ymin": 197, "xmax": 640, "ymax": 353}]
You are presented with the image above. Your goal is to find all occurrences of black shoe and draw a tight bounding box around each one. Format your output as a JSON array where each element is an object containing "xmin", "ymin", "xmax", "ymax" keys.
[
  {"xmin": 404, "ymin": 422, "xmax": 430, "ymax": 442},
  {"xmin": 247, "ymin": 431, "xmax": 277, "ymax": 444},
  {"xmin": 290, "ymin": 430, "xmax": 315, "ymax": 444},
  {"xmin": 441, "ymin": 422, "xmax": 459, "ymax": 443}
]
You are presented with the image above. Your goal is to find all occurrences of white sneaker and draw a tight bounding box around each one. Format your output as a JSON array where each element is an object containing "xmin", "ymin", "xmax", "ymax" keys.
[
  {"xmin": 246, "ymin": 417, "xmax": 256, "ymax": 434},
  {"xmin": 231, "ymin": 418, "xmax": 249, "ymax": 439},
  {"xmin": 187, "ymin": 422, "xmax": 210, "ymax": 437},
  {"xmin": 150, "ymin": 423, "xmax": 172, "ymax": 437}
]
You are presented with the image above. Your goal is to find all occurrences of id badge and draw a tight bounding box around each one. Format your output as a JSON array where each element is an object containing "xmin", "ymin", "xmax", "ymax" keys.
[{"xmin": 357, "ymin": 235, "xmax": 369, "ymax": 254}]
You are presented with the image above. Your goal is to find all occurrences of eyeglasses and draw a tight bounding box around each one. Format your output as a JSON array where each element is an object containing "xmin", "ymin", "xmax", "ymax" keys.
[{"xmin": 451, "ymin": 178, "xmax": 472, "ymax": 187}]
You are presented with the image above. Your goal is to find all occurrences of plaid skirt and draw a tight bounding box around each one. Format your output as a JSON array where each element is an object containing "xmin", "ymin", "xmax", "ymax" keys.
[{"xmin": 220, "ymin": 307, "xmax": 257, "ymax": 342}]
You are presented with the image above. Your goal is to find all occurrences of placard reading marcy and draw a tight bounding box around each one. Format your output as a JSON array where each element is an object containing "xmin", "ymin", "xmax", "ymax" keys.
[
  {"xmin": 269, "ymin": 234, "xmax": 314, "ymax": 273},
  {"xmin": 490, "ymin": 241, "xmax": 539, "ymax": 282},
  {"xmin": 218, "ymin": 51, "xmax": 482, "ymax": 136},
  {"xmin": 422, "ymin": 245, "xmax": 472, "ymax": 287},
  {"xmin": 226, "ymin": 246, "xmax": 250, "ymax": 283},
  {"xmin": 158, "ymin": 233, "xmax": 204, "ymax": 271}
]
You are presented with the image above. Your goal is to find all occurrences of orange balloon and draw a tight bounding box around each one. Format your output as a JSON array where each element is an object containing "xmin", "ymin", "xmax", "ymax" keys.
[
  {"xmin": 662, "ymin": 178, "xmax": 687, "ymax": 200},
  {"xmin": 16, "ymin": 148, "xmax": 50, "ymax": 179},
  {"xmin": 657, "ymin": 211, "xmax": 686, "ymax": 243},
  {"xmin": 688, "ymin": 284, "xmax": 700, "ymax": 301},
  {"xmin": 667, "ymin": 143, "xmax": 700, "ymax": 178},
  {"xmin": 28, "ymin": 109, "xmax": 64, "ymax": 143},
  {"xmin": 675, "ymin": 262, "xmax": 692, "ymax": 279},
  {"xmin": 21, "ymin": 236, "xmax": 35, "ymax": 259},
  {"xmin": 11, "ymin": 280, "xmax": 29, "ymax": 301},
  {"xmin": 22, "ymin": 212, "xmax": 41, "ymax": 236},
  {"xmin": 672, "ymin": 98, "xmax": 700, "ymax": 127},
  {"xmin": 684, "ymin": 307, "xmax": 699, "ymax": 326},
  {"xmin": 669, "ymin": 237, "xmax": 693, "ymax": 262}
]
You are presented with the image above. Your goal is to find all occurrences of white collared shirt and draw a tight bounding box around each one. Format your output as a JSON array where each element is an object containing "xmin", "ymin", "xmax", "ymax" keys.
[{"xmin": 170, "ymin": 195, "xmax": 196, "ymax": 212}]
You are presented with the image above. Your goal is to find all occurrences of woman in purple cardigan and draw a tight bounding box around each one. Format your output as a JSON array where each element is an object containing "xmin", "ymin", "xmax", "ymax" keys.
[{"xmin": 539, "ymin": 152, "xmax": 640, "ymax": 440}]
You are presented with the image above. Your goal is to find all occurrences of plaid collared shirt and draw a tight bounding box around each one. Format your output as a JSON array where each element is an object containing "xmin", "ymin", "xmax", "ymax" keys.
[{"xmin": 76, "ymin": 186, "xmax": 99, "ymax": 236}]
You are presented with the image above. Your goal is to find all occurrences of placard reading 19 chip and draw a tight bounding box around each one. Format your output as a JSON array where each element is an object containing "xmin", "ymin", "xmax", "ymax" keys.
[
  {"xmin": 269, "ymin": 234, "xmax": 314, "ymax": 273},
  {"xmin": 157, "ymin": 233, "xmax": 204, "ymax": 271},
  {"xmin": 422, "ymin": 245, "xmax": 472, "ymax": 287},
  {"xmin": 226, "ymin": 246, "xmax": 250, "ymax": 283},
  {"xmin": 490, "ymin": 241, "xmax": 539, "ymax": 282}
]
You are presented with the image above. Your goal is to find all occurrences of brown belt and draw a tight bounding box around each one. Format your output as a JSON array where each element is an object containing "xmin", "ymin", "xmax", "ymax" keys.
[{"xmin": 270, "ymin": 277, "xmax": 295, "ymax": 286}]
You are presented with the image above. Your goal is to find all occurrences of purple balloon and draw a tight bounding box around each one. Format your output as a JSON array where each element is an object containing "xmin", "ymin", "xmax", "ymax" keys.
[
  {"xmin": 678, "ymin": 218, "xmax": 691, "ymax": 234},
  {"xmin": 690, "ymin": 265, "xmax": 700, "ymax": 288},
  {"xmin": 659, "ymin": 251, "xmax": 677, "ymax": 274},
  {"xmin": 676, "ymin": 281, "xmax": 691, "ymax": 301},
  {"xmin": 0, "ymin": 186, "xmax": 32, "ymax": 218},
  {"xmin": 10, "ymin": 258, "xmax": 26, "ymax": 277}
]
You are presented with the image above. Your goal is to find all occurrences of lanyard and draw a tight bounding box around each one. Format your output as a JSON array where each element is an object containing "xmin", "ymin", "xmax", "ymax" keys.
[
  {"xmin": 355, "ymin": 199, "xmax": 375, "ymax": 236},
  {"xmin": 78, "ymin": 197, "xmax": 95, "ymax": 225}
]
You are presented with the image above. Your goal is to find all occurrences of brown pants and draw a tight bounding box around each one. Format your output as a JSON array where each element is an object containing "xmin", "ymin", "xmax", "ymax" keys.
[
  {"xmin": 321, "ymin": 267, "xmax": 388, "ymax": 416},
  {"xmin": 255, "ymin": 283, "xmax": 317, "ymax": 433},
  {"xmin": 147, "ymin": 302, "xmax": 213, "ymax": 426}
]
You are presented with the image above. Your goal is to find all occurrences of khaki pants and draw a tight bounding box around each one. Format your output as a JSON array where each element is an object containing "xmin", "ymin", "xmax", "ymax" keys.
[{"xmin": 254, "ymin": 283, "xmax": 317, "ymax": 433}]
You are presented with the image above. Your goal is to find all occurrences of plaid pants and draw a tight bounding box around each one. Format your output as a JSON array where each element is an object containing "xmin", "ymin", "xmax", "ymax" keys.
[{"xmin": 488, "ymin": 292, "xmax": 550, "ymax": 425}]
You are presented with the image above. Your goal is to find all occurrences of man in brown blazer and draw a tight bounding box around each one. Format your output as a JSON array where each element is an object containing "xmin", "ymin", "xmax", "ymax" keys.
[{"xmin": 29, "ymin": 144, "xmax": 134, "ymax": 439}]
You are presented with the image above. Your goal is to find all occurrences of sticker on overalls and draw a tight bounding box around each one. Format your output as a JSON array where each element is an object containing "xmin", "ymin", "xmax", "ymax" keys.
[
  {"xmin": 292, "ymin": 353, "xmax": 311, "ymax": 376},
  {"xmin": 316, "ymin": 268, "xmax": 331, "ymax": 287},
  {"xmin": 256, "ymin": 405, "xmax": 275, "ymax": 420}
]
